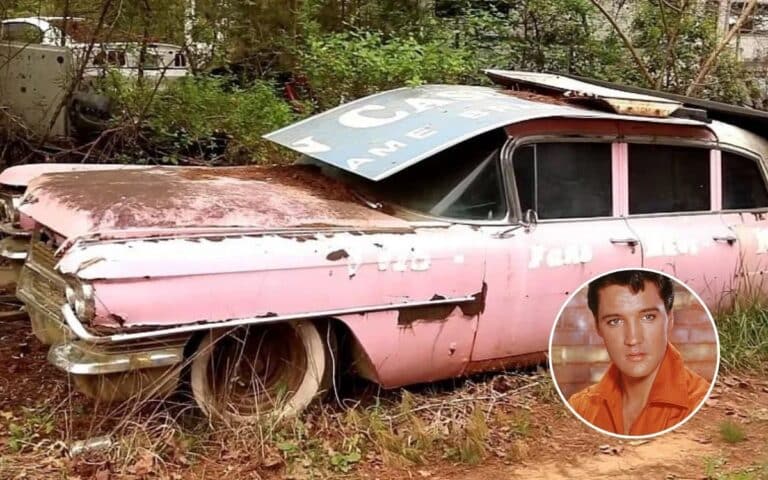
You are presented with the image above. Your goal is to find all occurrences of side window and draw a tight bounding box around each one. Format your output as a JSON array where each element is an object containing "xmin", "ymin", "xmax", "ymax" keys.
[
  {"xmin": 0, "ymin": 23, "xmax": 43, "ymax": 43},
  {"xmin": 722, "ymin": 151, "xmax": 768, "ymax": 209},
  {"xmin": 512, "ymin": 142, "xmax": 612, "ymax": 219},
  {"xmin": 628, "ymin": 144, "xmax": 710, "ymax": 214}
]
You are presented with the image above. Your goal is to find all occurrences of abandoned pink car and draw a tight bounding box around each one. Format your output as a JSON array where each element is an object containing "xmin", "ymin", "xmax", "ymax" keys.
[{"xmin": 15, "ymin": 71, "xmax": 768, "ymax": 421}]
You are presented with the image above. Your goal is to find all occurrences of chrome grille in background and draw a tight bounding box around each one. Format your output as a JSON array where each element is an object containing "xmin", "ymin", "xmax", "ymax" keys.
[
  {"xmin": 17, "ymin": 239, "xmax": 67, "ymax": 325},
  {"xmin": 0, "ymin": 191, "xmax": 17, "ymax": 224}
]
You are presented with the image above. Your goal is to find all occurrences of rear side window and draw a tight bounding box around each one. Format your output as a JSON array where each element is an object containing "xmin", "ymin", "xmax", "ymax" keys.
[
  {"xmin": 722, "ymin": 151, "xmax": 768, "ymax": 210},
  {"xmin": 513, "ymin": 142, "xmax": 612, "ymax": 219},
  {"xmin": 629, "ymin": 144, "xmax": 710, "ymax": 214}
]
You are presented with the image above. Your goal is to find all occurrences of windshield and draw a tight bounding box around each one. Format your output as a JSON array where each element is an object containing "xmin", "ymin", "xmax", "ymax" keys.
[{"xmin": 306, "ymin": 128, "xmax": 509, "ymax": 221}]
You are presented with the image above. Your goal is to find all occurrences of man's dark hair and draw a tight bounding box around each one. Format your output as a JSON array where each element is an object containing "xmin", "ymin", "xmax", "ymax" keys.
[{"xmin": 587, "ymin": 270, "xmax": 675, "ymax": 320}]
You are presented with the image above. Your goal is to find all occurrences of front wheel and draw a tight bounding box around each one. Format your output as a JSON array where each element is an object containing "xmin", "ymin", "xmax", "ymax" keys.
[{"xmin": 190, "ymin": 321, "xmax": 327, "ymax": 423}]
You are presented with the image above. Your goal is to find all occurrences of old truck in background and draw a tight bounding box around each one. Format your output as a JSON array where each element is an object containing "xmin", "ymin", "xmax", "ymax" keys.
[
  {"xmin": 0, "ymin": 16, "xmax": 189, "ymax": 139},
  {"xmin": 14, "ymin": 72, "xmax": 768, "ymax": 422}
]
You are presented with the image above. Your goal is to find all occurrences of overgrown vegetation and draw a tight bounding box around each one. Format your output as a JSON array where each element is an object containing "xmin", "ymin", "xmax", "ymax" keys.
[
  {"xmin": 716, "ymin": 300, "xmax": 768, "ymax": 373},
  {"xmin": 0, "ymin": 367, "xmax": 555, "ymax": 478},
  {"xmin": 1, "ymin": 0, "xmax": 765, "ymax": 165},
  {"xmin": 97, "ymin": 74, "xmax": 298, "ymax": 164}
]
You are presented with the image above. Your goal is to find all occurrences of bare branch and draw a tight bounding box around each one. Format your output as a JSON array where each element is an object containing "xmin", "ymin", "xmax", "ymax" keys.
[
  {"xmin": 655, "ymin": 0, "xmax": 691, "ymax": 89},
  {"xmin": 686, "ymin": 0, "xmax": 757, "ymax": 96},
  {"xmin": 44, "ymin": 0, "xmax": 115, "ymax": 140},
  {"xmin": 587, "ymin": 0, "xmax": 655, "ymax": 87}
]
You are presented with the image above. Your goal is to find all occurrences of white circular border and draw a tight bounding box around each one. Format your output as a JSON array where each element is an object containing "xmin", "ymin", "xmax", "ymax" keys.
[{"xmin": 548, "ymin": 267, "xmax": 721, "ymax": 440}]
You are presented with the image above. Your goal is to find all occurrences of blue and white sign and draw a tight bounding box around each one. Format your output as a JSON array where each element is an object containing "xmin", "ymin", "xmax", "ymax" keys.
[{"xmin": 264, "ymin": 84, "xmax": 703, "ymax": 181}]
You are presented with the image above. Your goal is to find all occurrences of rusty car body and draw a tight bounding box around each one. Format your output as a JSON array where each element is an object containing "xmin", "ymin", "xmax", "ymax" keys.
[{"xmin": 15, "ymin": 72, "xmax": 768, "ymax": 420}]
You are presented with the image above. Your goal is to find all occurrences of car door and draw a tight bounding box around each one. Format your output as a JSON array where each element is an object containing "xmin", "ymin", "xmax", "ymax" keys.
[
  {"xmin": 623, "ymin": 143, "xmax": 741, "ymax": 307},
  {"xmin": 470, "ymin": 140, "xmax": 642, "ymax": 364},
  {"xmin": 716, "ymin": 149, "xmax": 768, "ymax": 298}
]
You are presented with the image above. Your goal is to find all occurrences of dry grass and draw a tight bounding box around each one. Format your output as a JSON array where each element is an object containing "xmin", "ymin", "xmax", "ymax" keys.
[{"xmin": 0, "ymin": 364, "xmax": 551, "ymax": 478}]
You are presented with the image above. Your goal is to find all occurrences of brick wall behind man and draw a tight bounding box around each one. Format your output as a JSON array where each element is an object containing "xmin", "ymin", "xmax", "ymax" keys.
[{"xmin": 551, "ymin": 284, "xmax": 718, "ymax": 400}]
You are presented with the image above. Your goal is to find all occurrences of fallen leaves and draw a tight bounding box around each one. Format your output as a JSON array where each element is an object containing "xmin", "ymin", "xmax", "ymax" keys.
[{"xmin": 127, "ymin": 449, "xmax": 155, "ymax": 476}]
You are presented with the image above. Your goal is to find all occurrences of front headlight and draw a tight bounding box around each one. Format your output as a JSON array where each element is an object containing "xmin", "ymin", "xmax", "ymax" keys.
[{"xmin": 66, "ymin": 283, "xmax": 95, "ymax": 320}]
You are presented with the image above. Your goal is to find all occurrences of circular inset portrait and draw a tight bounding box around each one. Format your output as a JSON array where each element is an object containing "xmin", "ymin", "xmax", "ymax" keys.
[{"xmin": 549, "ymin": 268, "xmax": 719, "ymax": 439}]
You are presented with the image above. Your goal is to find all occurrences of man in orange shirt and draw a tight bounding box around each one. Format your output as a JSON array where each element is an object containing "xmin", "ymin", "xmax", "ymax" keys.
[{"xmin": 569, "ymin": 270, "xmax": 711, "ymax": 436}]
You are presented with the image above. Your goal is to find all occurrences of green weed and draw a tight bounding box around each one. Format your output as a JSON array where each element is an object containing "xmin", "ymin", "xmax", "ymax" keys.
[
  {"xmin": 717, "ymin": 301, "xmax": 768, "ymax": 373},
  {"xmin": 719, "ymin": 420, "xmax": 747, "ymax": 444}
]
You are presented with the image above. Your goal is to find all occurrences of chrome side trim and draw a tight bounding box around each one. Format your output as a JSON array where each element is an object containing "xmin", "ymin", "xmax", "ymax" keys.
[
  {"xmin": 61, "ymin": 294, "xmax": 479, "ymax": 344},
  {"xmin": 48, "ymin": 342, "xmax": 184, "ymax": 374}
]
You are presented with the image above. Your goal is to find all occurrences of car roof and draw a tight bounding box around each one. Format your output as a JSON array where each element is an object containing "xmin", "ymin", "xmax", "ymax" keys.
[
  {"xmin": 265, "ymin": 84, "xmax": 710, "ymax": 182},
  {"xmin": 490, "ymin": 70, "xmax": 768, "ymax": 137}
]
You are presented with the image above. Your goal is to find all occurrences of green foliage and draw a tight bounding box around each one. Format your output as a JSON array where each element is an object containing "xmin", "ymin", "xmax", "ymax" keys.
[
  {"xmin": 719, "ymin": 420, "xmax": 747, "ymax": 444},
  {"xmin": 716, "ymin": 300, "xmax": 768, "ymax": 373},
  {"xmin": 3, "ymin": 407, "xmax": 55, "ymax": 453},
  {"xmin": 100, "ymin": 73, "xmax": 297, "ymax": 164},
  {"xmin": 4, "ymin": 0, "xmax": 766, "ymax": 164},
  {"xmin": 444, "ymin": 406, "xmax": 488, "ymax": 465},
  {"xmin": 297, "ymin": 27, "xmax": 479, "ymax": 110},
  {"xmin": 628, "ymin": 0, "xmax": 759, "ymax": 104}
]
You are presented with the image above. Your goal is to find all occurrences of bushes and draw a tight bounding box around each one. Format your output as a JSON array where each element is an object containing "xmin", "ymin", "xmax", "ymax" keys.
[
  {"xmin": 297, "ymin": 29, "xmax": 479, "ymax": 110},
  {"xmin": 101, "ymin": 74, "xmax": 298, "ymax": 165},
  {"xmin": 717, "ymin": 300, "xmax": 768, "ymax": 373},
  {"xmin": 83, "ymin": 1, "xmax": 763, "ymax": 165}
]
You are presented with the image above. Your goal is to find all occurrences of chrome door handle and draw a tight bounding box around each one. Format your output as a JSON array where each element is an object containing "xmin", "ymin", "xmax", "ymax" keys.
[
  {"xmin": 713, "ymin": 235, "xmax": 738, "ymax": 245},
  {"xmin": 610, "ymin": 237, "xmax": 639, "ymax": 247}
]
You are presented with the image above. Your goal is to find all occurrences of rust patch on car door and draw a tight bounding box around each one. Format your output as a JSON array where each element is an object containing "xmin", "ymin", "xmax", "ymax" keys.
[{"xmin": 397, "ymin": 283, "xmax": 487, "ymax": 325}]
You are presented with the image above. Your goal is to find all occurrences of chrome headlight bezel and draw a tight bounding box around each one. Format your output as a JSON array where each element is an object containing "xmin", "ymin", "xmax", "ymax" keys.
[{"xmin": 65, "ymin": 283, "xmax": 95, "ymax": 320}]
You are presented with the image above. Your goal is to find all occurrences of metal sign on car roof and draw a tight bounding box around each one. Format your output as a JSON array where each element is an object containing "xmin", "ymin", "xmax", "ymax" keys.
[{"xmin": 264, "ymin": 84, "xmax": 700, "ymax": 182}]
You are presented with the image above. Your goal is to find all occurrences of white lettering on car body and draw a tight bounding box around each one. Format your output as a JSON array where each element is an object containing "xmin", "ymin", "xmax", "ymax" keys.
[
  {"xmin": 756, "ymin": 229, "xmax": 768, "ymax": 254},
  {"xmin": 377, "ymin": 248, "xmax": 432, "ymax": 272},
  {"xmin": 643, "ymin": 237, "xmax": 700, "ymax": 258},
  {"xmin": 528, "ymin": 244, "xmax": 593, "ymax": 269}
]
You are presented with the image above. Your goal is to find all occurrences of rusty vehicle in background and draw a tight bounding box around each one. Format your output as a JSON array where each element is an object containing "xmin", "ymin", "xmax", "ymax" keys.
[
  {"xmin": 1, "ymin": 17, "xmax": 189, "ymax": 139},
  {"xmin": 1, "ymin": 17, "xmax": 188, "ymax": 78},
  {"xmin": 14, "ymin": 72, "xmax": 768, "ymax": 422}
]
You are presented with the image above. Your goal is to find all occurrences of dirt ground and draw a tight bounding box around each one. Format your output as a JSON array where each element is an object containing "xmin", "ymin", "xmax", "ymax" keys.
[{"xmin": 1, "ymin": 317, "xmax": 767, "ymax": 480}]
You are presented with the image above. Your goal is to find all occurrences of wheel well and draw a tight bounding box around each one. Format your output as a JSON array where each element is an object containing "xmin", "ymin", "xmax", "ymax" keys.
[
  {"xmin": 179, "ymin": 318, "xmax": 375, "ymax": 383},
  {"xmin": 317, "ymin": 317, "xmax": 379, "ymax": 384}
]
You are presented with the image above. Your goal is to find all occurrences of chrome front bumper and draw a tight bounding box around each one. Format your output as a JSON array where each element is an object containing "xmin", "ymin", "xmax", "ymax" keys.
[{"xmin": 48, "ymin": 341, "xmax": 184, "ymax": 375}]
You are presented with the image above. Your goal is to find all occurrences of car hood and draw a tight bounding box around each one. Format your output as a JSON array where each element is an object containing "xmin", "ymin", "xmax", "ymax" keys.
[
  {"xmin": 0, "ymin": 163, "xmax": 145, "ymax": 188},
  {"xmin": 19, "ymin": 165, "xmax": 408, "ymax": 239}
]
